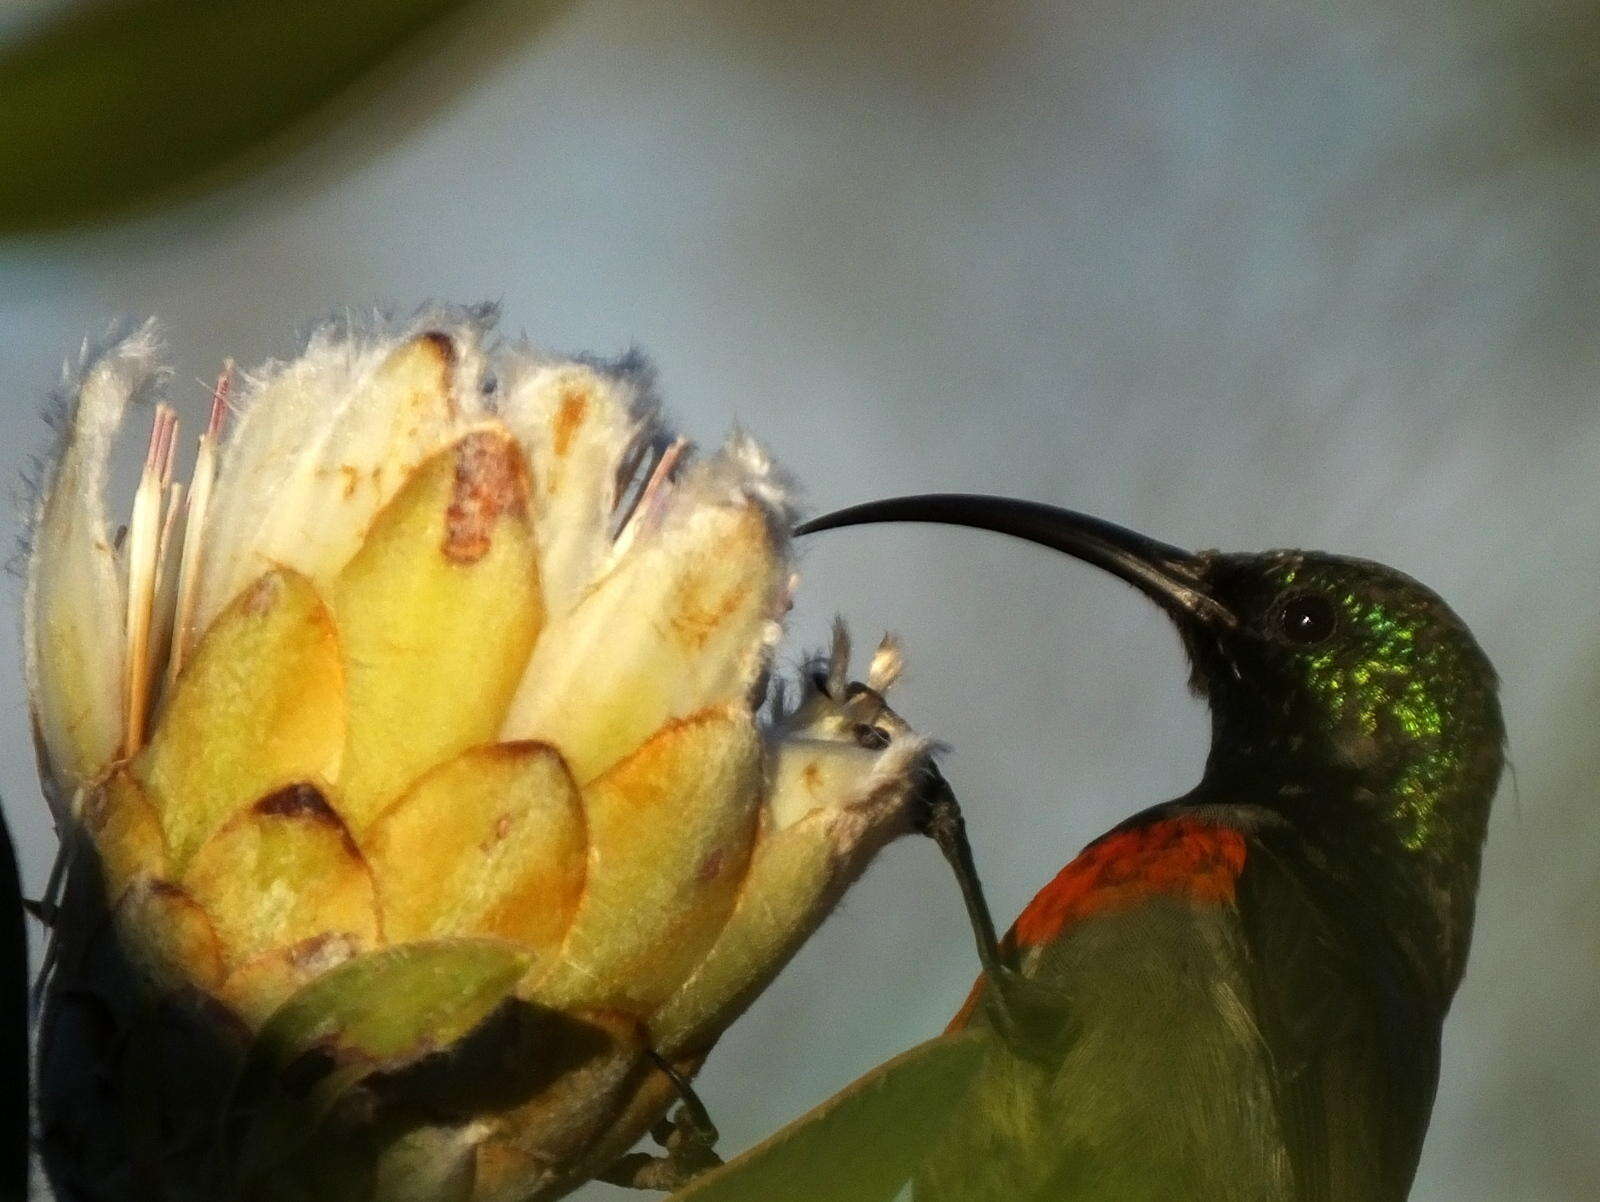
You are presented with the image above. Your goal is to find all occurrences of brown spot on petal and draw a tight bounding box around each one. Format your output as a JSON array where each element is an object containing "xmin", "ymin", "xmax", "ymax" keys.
[
  {"xmin": 242, "ymin": 573, "xmax": 281, "ymax": 616},
  {"xmin": 552, "ymin": 388, "xmax": 588, "ymax": 457},
  {"xmin": 481, "ymin": 812, "xmax": 514, "ymax": 853},
  {"xmin": 801, "ymin": 761, "xmax": 823, "ymax": 793},
  {"xmin": 417, "ymin": 330, "xmax": 458, "ymax": 368},
  {"xmin": 669, "ymin": 579, "xmax": 748, "ymax": 650},
  {"xmin": 145, "ymin": 877, "xmax": 189, "ymax": 903},
  {"xmin": 413, "ymin": 331, "xmax": 460, "ymax": 420},
  {"xmin": 444, "ymin": 432, "xmax": 530, "ymax": 564},
  {"xmin": 252, "ymin": 782, "xmax": 364, "ymax": 863},
  {"xmin": 254, "ymin": 782, "xmax": 338, "ymax": 824},
  {"xmin": 286, "ymin": 931, "xmax": 359, "ymax": 971},
  {"xmin": 696, "ymin": 848, "xmax": 726, "ymax": 883}
]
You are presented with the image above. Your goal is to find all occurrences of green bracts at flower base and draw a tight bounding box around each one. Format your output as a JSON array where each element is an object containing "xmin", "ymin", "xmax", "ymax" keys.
[{"xmin": 25, "ymin": 309, "xmax": 937, "ymax": 1201}]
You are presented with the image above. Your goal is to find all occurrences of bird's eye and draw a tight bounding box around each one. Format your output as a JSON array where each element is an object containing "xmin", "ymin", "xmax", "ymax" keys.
[{"xmin": 1277, "ymin": 593, "xmax": 1336, "ymax": 644}]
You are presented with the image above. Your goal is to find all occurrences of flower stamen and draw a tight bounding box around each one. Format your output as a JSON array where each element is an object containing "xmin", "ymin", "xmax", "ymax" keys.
[
  {"xmin": 123, "ymin": 403, "xmax": 178, "ymax": 756},
  {"xmin": 167, "ymin": 365, "xmax": 230, "ymax": 688},
  {"xmin": 613, "ymin": 435, "xmax": 688, "ymax": 552}
]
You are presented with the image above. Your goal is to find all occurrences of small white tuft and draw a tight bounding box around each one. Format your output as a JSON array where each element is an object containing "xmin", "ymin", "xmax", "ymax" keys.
[{"xmin": 868, "ymin": 633, "xmax": 905, "ymax": 693}]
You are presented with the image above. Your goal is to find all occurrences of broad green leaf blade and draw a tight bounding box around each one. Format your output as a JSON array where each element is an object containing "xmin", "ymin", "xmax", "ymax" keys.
[
  {"xmin": 670, "ymin": 1031, "xmax": 990, "ymax": 1202},
  {"xmin": 0, "ymin": 802, "xmax": 24, "ymax": 1200},
  {"xmin": 0, "ymin": 0, "xmax": 478, "ymax": 231}
]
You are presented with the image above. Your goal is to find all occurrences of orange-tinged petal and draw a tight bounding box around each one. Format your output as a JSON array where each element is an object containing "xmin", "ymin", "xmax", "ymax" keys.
[
  {"xmin": 181, "ymin": 783, "xmax": 379, "ymax": 974},
  {"xmin": 503, "ymin": 485, "xmax": 784, "ymax": 783},
  {"xmin": 363, "ymin": 742, "xmax": 585, "ymax": 951},
  {"xmin": 83, "ymin": 770, "xmax": 170, "ymax": 898},
  {"xmin": 331, "ymin": 429, "xmax": 543, "ymax": 833},
  {"xmin": 136, "ymin": 567, "xmax": 344, "ymax": 870},
  {"xmin": 532, "ymin": 707, "xmax": 761, "ymax": 1014},
  {"xmin": 112, "ymin": 878, "xmax": 225, "ymax": 993}
]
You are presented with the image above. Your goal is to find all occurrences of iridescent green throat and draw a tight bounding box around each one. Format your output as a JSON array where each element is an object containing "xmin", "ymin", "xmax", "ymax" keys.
[{"xmin": 1270, "ymin": 560, "xmax": 1504, "ymax": 859}]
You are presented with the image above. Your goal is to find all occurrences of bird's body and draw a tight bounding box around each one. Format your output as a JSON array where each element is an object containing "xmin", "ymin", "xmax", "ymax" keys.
[
  {"xmin": 923, "ymin": 804, "xmax": 1445, "ymax": 1202},
  {"xmin": 797, "ymin": 498, "xmax": 1504, "ymax": 1202}
]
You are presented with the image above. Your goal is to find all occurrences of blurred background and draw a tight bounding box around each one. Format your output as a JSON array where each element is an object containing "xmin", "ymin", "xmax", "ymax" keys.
[{"xmin": 0, "ymin": 0, "xmax": 1596, "ymax": 1197}]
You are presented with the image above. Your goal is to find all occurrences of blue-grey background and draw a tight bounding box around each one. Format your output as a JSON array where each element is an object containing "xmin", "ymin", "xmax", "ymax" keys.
[{"xmin": 2, "ymin": 1, "xmax": 1596, "ymax": 1197}]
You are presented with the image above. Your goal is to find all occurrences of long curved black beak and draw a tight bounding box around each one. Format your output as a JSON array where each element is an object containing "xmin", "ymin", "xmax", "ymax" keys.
[{"xmin": 796, "ymin": 493, "xmax": 1234, "ymax": 629}]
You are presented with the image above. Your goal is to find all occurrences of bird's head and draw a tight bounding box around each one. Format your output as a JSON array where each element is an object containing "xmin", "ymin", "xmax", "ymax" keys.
[
  {"xmin": 799, "ymin": 496, "xmax": 1504, "ymax": 924},
  {"xmin": 1179, "ymin": 548, "xmax": 1503, "ymax": 811}
]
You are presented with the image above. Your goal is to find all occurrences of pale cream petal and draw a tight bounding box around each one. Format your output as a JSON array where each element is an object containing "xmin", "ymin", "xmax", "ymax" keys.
[
  {"xmin": 531, "ymin": 706, "xmax": 761, "ymax": 1015},
  {"xmin": 363, "ymin": 742, "xmax": 584, "ymax": 951},
  {"xmin": 331, "ymin": 429, "xmax": 543, "ymax": 832},
  {"xmin": 24, "ymin": 328, "xmax": 160, "ymax": 809},
  {"xmin": 195, "ymin": 323, "xmax": 488, "ymax": 630},
  {"xmin": 763, "ymin": 738, "xmax": 886, "ymax": 831},
  {"xmin": 181, "ymin": 782, "xmax": 380, "ymax": 975},
  {"xmin": 135, "ymin": 567, "xmax": 345, "ymax": 870},
  {"xmin": 495, "ymin": 356, "xmax": 651, "ymax": 620},
  {"xmin": 501, "ymin": 458, "xmax": 788, "ymax": 783}
]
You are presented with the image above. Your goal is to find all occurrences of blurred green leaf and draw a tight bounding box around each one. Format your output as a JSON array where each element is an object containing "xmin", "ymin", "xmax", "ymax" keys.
[
  {"xmin": 670, "ymin": 1031, "xmax": 989, "ymax": 1202},
  {"xmin": 0, "ymin": 0, "xmax": 482, "ymax": 230},
  {"xmin": 0, "ymin": 804, "xmax": 26, "ymax": 1199}
]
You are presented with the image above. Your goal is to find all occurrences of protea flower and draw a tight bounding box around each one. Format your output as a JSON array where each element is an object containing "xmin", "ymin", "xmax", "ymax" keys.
[{"xmin": 25, "ymin": 310, "xmax": 936, "ymax": 1201}]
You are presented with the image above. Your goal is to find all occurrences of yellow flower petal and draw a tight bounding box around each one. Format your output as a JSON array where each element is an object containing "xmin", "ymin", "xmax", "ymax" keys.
[
  {"xmin": 503, "ymin": 480, "xmax": 785, "ymax": 783},
  {"xmin": 650, "ymin": 815, "xmax": 836, "ymax": 1055},
  {"xmin": 331, "ymin": 429, "xmax": 544, "ymax": 832},
  {"xmin": 654, "ymin": 736, "xmax": 926, "ymax": 1055},
  {"xmin": 181, "ymin": 783, "xmax": 380, "ymax": 974},
  {"xmin": 136, "ymin": 567, "xmax": 345, "ymax": 870},
  {"xmin": 195, "ymin": 328, "xmax": 476, "ymax": 630},
  {"xmin": 532, "ymin": 706, "xmax": 761, "ymax": 1014},
  {"xmin": 364, "ymin": 742, "xmax": 585, "ymax": 951}
]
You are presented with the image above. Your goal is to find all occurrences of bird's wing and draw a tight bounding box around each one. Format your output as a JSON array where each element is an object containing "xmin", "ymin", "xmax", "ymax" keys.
[
  {"xmin": 921, "ymin": 809, "xmax": 1440, "ymax": 1202},
  {"xmin": 1233, "ymin": 824, "xmax": 1443, "ymax": 1202}
]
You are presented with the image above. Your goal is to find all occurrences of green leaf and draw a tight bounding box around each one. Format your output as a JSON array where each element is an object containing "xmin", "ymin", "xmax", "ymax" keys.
[
  {"xmin": 251, "ymin": 937, "xmax": 533, "ymax": 1066},
  {"xmin": 670, "ymin": 1031, "xmax": 990, "ymax": 1202},
  {"xmin": 224, "ymin": 938, "xmax": 533, "ymax": 1190},
  {"xmin": 0, "ymin": 0, "xmax": 484, "ymax": 231},
  {"xmin": 0, "ymin": 803, "xmax": 26, "ymax": 1200}
]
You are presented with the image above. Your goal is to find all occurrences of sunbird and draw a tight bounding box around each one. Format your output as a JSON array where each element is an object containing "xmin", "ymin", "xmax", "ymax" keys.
[{"xmin": 800, "ymin": 494, "xmax": 1504, "ymax": 1202}]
